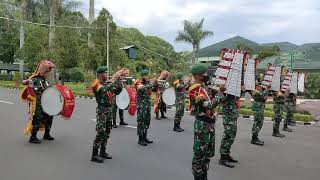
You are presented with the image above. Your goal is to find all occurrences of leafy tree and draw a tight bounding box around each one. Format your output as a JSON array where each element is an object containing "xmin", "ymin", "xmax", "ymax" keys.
[
  {"xmin": 17, "ymin": 25, "xmax": 49, "ymax": 70},
  {"xmin": 69, "ymin": 67, "xmax": 84, "ymax": 82},
  {"xmin": 175, "ymin": 18, "xmax": 213, "ymax": 64},
  {"xmin": 305, "ymin": 73, "xmax": 320, "ymax": 99}
]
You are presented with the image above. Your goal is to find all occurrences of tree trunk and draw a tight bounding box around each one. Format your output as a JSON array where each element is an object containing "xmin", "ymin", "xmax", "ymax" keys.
[
  {"xmin": 19, "ymin": 0, "xmax": 26, "ymax": 49},
  {"xmin": 48, "ymin": 0, "xmax": 57, "ymax": 84},
  {"xmin": 192, "ymin": 45, "xmax": 196, "ymax": 64},
  {"xmin": 48, "ymin": 0, "xmax": 56, "ymax": 53},
  {"xmin": 88, "ymin": 0, "xmax": 95, "ymax": 49}
]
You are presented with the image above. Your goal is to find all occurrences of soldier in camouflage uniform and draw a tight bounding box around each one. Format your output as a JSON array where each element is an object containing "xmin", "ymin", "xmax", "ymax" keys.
[
  {"xmin": 283, "ymin": 93, "xmax": 295, "ymax": 132},
  {"xmin": 189, "ymin": 64, "xmax": 225, "ymax": 180},
  {"xmin": 219, "ymin": 95, "xmax": 240, "ymax": 168},
  {"xmin": 91, "ymin": 66, "xmax": 121, "ymax": 163},
  {"xmin": 135, "ymin": 69, "xmax": 154, "ymax": 146},
  {"xmin": 153, "ymin": 70, "xmax": 170, "ymax": 120},
  {"xmin": 21, "ymin": 60, "xmax": 56, "ymax": 144},
  {"xmin": 251, "ymin": 85, "xmax": 270, "ymax": 146},
  {"xmin": 272, "ymin": 91, "xmax": 286, "ymax": 138},
  {"xmin": 173, "ymin": 72, "xmax": 188, "ymax": 132}
]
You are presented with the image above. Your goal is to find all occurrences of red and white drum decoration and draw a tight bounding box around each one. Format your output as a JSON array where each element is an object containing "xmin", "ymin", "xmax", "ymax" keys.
[
  {"xmin": 41, "ymin": 85, "xmax": 75, "ymax": 119},
  {"xmin": 281, "ymin": 71, "xmax": 293, "ymax": 92},
  {"xmin": 289, "ymin": 72, "xmax": 298, "ymax": 94},
  {"xmin": 261, "ymin": 64, "xmax": 277, "ymax": 89},
  {"xmin": 270, "ymin": 66, "xmax": 282, "ymax": 91},
  {"xmin": 244, "ymin": 58, "xmax": 256, "ymax": 91},
  {"xmin": 214, "ymin": 49, "xmax": 247, "ymax": 97}
]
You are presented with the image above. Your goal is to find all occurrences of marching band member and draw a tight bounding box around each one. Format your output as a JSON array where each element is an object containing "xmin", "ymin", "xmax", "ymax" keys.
[
  {"xmin": 153, "ymin": 70, "xmax": 170, "ymax": 120},
  {"xmin": 272, "ymin": 90, "xmax": 286, "ymax": 138},
  {"xmin": 173, "ymin": 72, "xmax": 188, "ymax": 132},
  {"xmin": 134, "ymin": 69, "xmax": 154, "ymax": 146},
  {"xmin": 111, "ymin": 68, "xmax": 129, "ymax": 128},
  {"xmin": 250, "ymin": 81, "xmax": 270, "ymax": 146},
  {"xmin": 283, "ymin": 92, "xmax": 295, "ymax": 132},
  {"xmin": 189, "ymin": 64, "xmax": 225, "ymax": 180},
  {"xmin": 21, "ymin": 60, "xmax": 56, "ymax": 144},
  {"xmin": 91, "ymin": 66, "xmax": 121, "ymax": 163},
  {"xmin": 219, "ymin": 91, "xmax": 243, "ymax": 168}
]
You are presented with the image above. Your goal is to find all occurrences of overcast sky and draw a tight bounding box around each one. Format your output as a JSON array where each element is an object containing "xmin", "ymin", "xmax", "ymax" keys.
[{"xmin": 80, "ymin": 0, "xmax": 320, "ymax": 52}]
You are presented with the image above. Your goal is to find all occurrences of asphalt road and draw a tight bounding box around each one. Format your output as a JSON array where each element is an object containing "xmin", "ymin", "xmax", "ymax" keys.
[{"xmin": 0, "ymin": 88, "xmax": 319, "ymax": 180}]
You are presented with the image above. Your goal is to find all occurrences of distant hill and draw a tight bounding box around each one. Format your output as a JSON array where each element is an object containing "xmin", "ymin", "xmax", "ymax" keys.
[
  {"xmin": 261, "ymin": 42, "xmax": 298, "ymax": 51},
  {"xmin": 196, "ymin": 36, "xmax": 261, "ymax": 57}
]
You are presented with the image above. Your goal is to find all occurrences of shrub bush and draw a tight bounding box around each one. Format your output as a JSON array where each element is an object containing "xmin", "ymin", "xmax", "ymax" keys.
[
  {"xmin": 13, "ymin": 72, "xmax": 22, "ymax": 83},
  {"xmin": 69, "ymin": 68, "xmax": 85, "ymax": 83},
  {"xmin": 0, "ymin": 73, "xmax": 13, "ymax": 81}
]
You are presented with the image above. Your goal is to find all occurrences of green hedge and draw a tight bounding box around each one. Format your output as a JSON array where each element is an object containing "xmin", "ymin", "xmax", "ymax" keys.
[
  {"xmin": 0, "ymin": 74, "xmax": 13, "ymax": 81},
  {"xmin": 238, "ymin": 108, "xmax": 313, "ymax": 122}
]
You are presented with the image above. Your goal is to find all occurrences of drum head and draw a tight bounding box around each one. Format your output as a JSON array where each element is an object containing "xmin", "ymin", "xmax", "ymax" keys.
[
  {"xmin": 41, "ymin": 87, "xmax": 64, "ymax": 116},
  {"xmin": 162, "ymin": 87, "xmax": 176, "ymax": 106},
  {"xmin": 116, "ymin": 88, "xmax": 130, "ymax": 110}
]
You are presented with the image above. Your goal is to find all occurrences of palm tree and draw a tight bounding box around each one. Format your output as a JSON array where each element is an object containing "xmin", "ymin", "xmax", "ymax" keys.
[{"xmin": 175, "ymin": 18, "xmax": 213, "ymax": 64}]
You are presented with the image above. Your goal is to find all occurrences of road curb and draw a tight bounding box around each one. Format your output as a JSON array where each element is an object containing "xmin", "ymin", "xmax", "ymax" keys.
[{"xmin": 241, "ymin": 115, "xmax": 317, "ymax": 126}]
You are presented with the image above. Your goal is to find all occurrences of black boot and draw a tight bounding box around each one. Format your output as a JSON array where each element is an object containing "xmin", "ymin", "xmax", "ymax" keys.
[
  {"xmin": 119, "ymin": 111, "xmax": 128, "ymax": 125},
  {"xmin": 178, "ymin": 122, "xmax": 184, "ymax": 131},
  {"xmin": 119, "ymin": 120, "xmax": 128, "ymax": 126},
  {"xmin": 173, "ymin": 122, "xmax": 183, "ymax": 132},
  {"xmin": 155, "ymin": 112, "xmax": 161, "ymax": 120},
  {"xmin": 272, "ymin": 131, "xmax": 285, "ymax": 138},
  {"xmin": 91, "ymin": 148, "xmax": 104, "ymax": 163},
  {"xmin": 289, "ymin": 121, "xmax": 296, "ymax": 126},
  {"xmin": 29, "ymin": 132, "xmax": 41, "ymax": 144},
  {"xmin": 283, "ymin": 124, "xmax": 293, "ymax": 132},
  {"xmin": 219, "ymin": 154, "xmax": 235, "ymax": 168},
  {"xmin": 43, "ymin": 129, "xmax": 55, "ymax": 140},
  {"xmin": 113, "ymin": 120, "xmax": 117, "ymax": 128},
  {"xmin": 194, "ymin": 176, "xmax": 202, "ymax": 180},
  {"xmin": 144, "ymin": 132, "xmax": 153, "ymax": 144},
  {"xmin": 251, "ymin": 136, "xmax": 264, "ymax": 146},
  {"xmin": 138, "ymin": 135, "xmax": 147, "ymax": 146},
  {"xmin": 202, "ymin": 172, "xmax": 208, "ymax": 180},
  {"xmin": 161, "ymin": 111, "xmax": 167, "ymax": 119},
  {"xmin": 100, "ymin": 144, "xmax": 112, "ymax": 159},
  {"xmin": 227, "ymin": 154, "xmax": 238, "ymax": 163}
]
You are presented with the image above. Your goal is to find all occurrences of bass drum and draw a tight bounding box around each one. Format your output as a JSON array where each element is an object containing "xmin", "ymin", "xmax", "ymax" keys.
[
  {"xmin": 116, "ymin": 88, "xmax": 130, "ymax": 110},
  {"xmin": 41, "ymin": 86, "xmax": 64, "ymax": 116},
  {"xmin": 162, "ymin": 87, "xmax": 176, "ymax": 106},
  {"xmin": 41, "ymin": 85, "xmax": 75, "ymax": 119}
]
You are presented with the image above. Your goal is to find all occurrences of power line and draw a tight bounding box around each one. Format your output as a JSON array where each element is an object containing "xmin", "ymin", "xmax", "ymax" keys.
[{"xmin": 0, "ymin": 16, "xmax": 106, "ymax": 29}]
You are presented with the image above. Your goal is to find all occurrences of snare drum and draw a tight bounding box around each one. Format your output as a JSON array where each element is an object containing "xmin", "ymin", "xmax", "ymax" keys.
[{"xmin": 41, "ymin": 85, "xmax": 75, "ymax": 119}]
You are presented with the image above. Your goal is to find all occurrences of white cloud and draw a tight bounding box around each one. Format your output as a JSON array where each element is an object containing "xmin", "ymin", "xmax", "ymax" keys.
[{"xmin": 79, "ymin": 0, "xmax": 320, "ymax": 51}]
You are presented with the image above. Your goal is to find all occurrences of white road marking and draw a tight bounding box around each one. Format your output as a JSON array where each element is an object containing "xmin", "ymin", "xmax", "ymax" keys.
[
  {"xmin": 0, "ymin": 100, "xmax": 14, "ymax": 105},
  {"xmin": 90, "ymin": 119, "xmax": 137, "ymax": 129}
]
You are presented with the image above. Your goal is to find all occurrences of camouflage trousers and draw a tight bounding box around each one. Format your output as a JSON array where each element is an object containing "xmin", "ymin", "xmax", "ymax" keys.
[
  {"xmin": 273, "ymin": 105, "xmax": 284, "ymax": 133},
  {"xmin": 32, "ymin": 105, "xmax": 53, "ymax": 133},
  {"xmin": 252, "ymin": 110, "xmax": 264, "ymax": 137},
  {"xmin": 284, "ymin": 102, "xmax": 295, "ymax": 126},
  {"xmin": 137, "ymin": 104, "xmax": 151, "ymax": 137},
  {"xmin": 220, "ymin": 115, "xmax": 237, "ymax": 155},
  {"xmin": 93, "ymin": 106, "xmax": 112, "ymax": 149},
  {"xmin": 112, "ymin": 104, "xmax": 124, "ymax": 124},
  {"xmin": 174, "ymin": 101, "xmax": 185, "ymax": 123},
  {"xmin": 192, "ymin": 119, "xmax": 215, "ymax": 178}
]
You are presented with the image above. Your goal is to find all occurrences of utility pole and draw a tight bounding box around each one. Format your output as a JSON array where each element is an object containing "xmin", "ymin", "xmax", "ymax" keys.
[
  {"xmin": 88, "ymin": 0, "xmax": 94, "ymax": 48},
  {"xmin": 19, "ymin": 0, "xmax": 27, "ymax": 82},
  {"xmin": 107, "ymin": 18, "xmax": 109, "ymax": 71},
  {"xmin": 48, "ymin": 0, "xmax": 57, "ymax": 83}
]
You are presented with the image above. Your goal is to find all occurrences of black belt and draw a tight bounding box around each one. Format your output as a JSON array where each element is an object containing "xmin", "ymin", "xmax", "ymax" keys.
[{"xmin": 196, "ymin": 116, "xmax": 215, "ymax": 123}]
